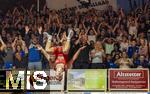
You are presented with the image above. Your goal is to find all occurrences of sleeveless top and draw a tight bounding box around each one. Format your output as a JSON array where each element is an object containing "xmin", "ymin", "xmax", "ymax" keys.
[{"xmin": 91, "ymin": 49, "xmax": 103, "ymax": 63}]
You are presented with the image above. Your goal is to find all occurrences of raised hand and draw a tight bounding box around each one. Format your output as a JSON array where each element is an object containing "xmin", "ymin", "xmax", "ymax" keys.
[
  {"xmin": 21, "ymin": 39, "xmax": 26, "ymax": 45},
  {"xmin": 38, "ymin": 26, "xmax": 42, "ymax": 34},
  {"xmin": 31, "ymin": 4, "xmax": 35, "ymax": 8},
  {"xmin": 36, "ymin": 44, "xmax": 43, "ymax": 50},
  {"xmin": 87, "ymin": 26, "xmax": 90, "ymax": 30},
  {"xmin": 59, "ymin": 24, "xmax": 63, "ymax": 28},
  {"xmin": 67, "ymin": 28, "xmax": 73, "ymax": 40},
  {"xmin": 43, "ymin": 32, "xmax": 52, "ymax": 42},
  {"xmin": 25, "ymin": 26, "xmax": 30, "ymax": 34},
  {"xmin": 78, "ymin": 32, "xmax": 82, "ymax": 39},
  {"xmin": 82, "ymin": 18, "xmax": 85, "ymax": 23},
  {"xmin": 63, "ymin": 32, "xmax": 67, "ymax": 38},
  {"xmin": 18, "ymin": 35, "xmax": 22, "ymax": 40},
  {"xmin": 92, "ymin": 26, "xmax": 95, "ymax": 30},
  {"xmin": 13, "ymin": 37, "xmax": 18, "ymax": 43},
  {"xmin": 119, "ymin": 16, "xmax": 121, "ymax": 21}
]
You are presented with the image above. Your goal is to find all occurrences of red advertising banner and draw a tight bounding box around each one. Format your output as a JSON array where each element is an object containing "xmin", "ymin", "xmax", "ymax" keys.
[{"xmin": 108, "ymin": 69, "xmax": 149, "ymax": 91}]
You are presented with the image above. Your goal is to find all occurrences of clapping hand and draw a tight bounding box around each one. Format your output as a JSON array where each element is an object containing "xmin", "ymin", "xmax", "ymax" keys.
[{"xmin": 38, "ymin": 26, "xmax": 42, "ymax": 34}]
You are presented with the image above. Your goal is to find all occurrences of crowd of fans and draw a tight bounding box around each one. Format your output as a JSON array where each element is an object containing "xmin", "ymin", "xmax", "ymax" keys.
[{"xmin": 0, "ymin": 2, "xmax": 150, "ymax": 70}]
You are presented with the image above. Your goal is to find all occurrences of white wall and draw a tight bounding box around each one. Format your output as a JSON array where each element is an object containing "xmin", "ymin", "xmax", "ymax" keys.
[{"xmin": 46, "ymin": 0, "xmax": 118, "ymax": 11}]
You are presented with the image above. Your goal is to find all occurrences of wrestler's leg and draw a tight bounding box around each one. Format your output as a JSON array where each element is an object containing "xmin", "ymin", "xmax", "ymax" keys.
[
  {"xmin": 36, "ymin": 44, "xmax": 54, "ymax": 69},
  {"xmin": 62, "ymin": 29, "xmax": 73, "ymax": 53},
  {"xmin": 44, "ymin": 32, "xmax": 55, "ymax": 53}
]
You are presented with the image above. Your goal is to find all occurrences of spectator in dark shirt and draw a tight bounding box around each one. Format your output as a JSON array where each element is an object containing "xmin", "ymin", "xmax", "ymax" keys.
[
  {"xmin": 134, "ymin": 55, "xmax": 149, "ymax": 68},
  {"xmin": 73, "ymin": 35, "xmax": 92, "ymax": 69}
]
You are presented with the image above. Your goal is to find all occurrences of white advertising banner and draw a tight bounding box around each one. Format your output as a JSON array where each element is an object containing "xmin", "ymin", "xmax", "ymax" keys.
[
  {"xmin": 46, "ymin": 0, "xmax": 118, "ymax": 11},
  {"xmin": 50, "ymin": 70, "xmax": 65, "ymax": 90}
]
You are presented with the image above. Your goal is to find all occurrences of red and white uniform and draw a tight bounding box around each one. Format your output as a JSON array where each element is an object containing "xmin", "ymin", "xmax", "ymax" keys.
[{"xmin": 52, "ymin": 46, "xmax": 68, "ymax": 67}]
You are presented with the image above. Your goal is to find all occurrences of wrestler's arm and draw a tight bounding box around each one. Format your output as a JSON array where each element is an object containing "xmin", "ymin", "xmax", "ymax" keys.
[
  {"xmin": 63, "ymin": 40, "xmax": 70, "ymax": 53},
  {"xmin": 41, "ymin": 47, "xmax": 51, "ymax": 61},
  {"xmin": 37, "ymin": 45, "xmax": 50, "ymax": 61},
  {"xmin": 45, "ymin": 35, "xmax": 55, "ymax": 53}
]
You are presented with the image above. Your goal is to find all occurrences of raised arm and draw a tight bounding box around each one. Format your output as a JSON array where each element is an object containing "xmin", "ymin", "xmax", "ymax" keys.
[
  {"xmin": 74, "ymin": 18, "xmax": 78, "ymax": 28},
  {"xmin": 75, "ymin": 32, "xmax": 82, "ymax": 45},
  {"xmin": 12, "ymin": 7, "xmax": 17, "ymax": 15},
  {"xmin": 19, "ymin": 35, "xmax": 28, "ymax": 54},
  {"xmin": 20, "ymin": 37, "xmax": 28, "ymax": 54},
  {"xmin": 43, "ymin": 4, "xmax": 47, "ymax": 13},
  {"xmin": 135, "ymin": 17, "xmax": 139, "ymax": 28},
  {"xmin": 67, "ymin": 46, "xmax": 86, "ymax": 68},
  {"xmin": 120, "ymin": 8, "xmax": 125, "ymax": 18},
  {"xmin": 37, "ymin": 44, "xmax": 50, "ymax": 61},
  {"xmin": 20, "ymin": 5, "xmax": 26, "ymax": 13},
  {"xmin": 97, "ymin": 23, "xmax": 102, "ymax": 33},
  {"xmin": 112, "ymin": 16, "xmax": 121, "ymax": 33},
  {"xmin": 29, "ymin": 4, "xmax": 35, "ymax": 13},
  {"xmin": 92, "ymin": 26, "xmax": 98, "ymax": 35},
  {"xmin": 12, "ymin": 37, "xmax": 18, "ymax": 52},
  {"xmin": 82, "ymin": 19, "xmax": 87, "ymax": 30},
  {"xmin": 111, "ymin": 37, "xmax": 117, "ymax": 44},
  {"xmin": 73, "ymin": 46, "xmax": 86, "ymax": 62},
  {"xmin": 56, "ymin": 24, "xmax": 62, "ymax": 43},
  {"xmin": 24, "ymin": 26, "xmax": 31, "ymax": 47},
  {"xmin": 144, "ymin": 2, "xmax": 148, "ymax": 13},
  {"xmin": 48, "ymin": 13, "xmax": 51, "ymax": 25},
  {"xmin": 102, "ymin": 37, "xmax": 109, "ymax": 44},
  {"xmin": 127, "ymin": 17, "xmax": 131, "ymax": 28},
  {"xmin": 85, "ymin": 26, "xmax": 90, "ymax": 35},
  {"xmin": 14, "ymin": 18, "xmax": 21, "ymax": 27},
  {"xmin": 56, "ymin": 14, "xmax": 60, "ymax": 24},
  {"xmin": 0, "ymin": 36, "xmax": 6, "ymax": 51}
]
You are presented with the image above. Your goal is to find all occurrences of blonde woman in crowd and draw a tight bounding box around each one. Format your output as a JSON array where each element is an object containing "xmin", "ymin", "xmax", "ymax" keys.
[{"xmin": 90, "ymin": 41, "xmax": 105, "ymax": 68}]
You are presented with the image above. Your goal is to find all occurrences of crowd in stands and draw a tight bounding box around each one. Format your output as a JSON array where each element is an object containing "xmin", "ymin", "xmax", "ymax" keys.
[{"xmin": 0, "ymin": 2, "xmax": 150, "ymax": 70}]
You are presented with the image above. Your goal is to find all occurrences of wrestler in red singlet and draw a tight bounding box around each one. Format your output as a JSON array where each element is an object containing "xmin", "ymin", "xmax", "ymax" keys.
[{"xmin": 53, "ymin": 46, "xmax": 68, "ymax": 66}]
